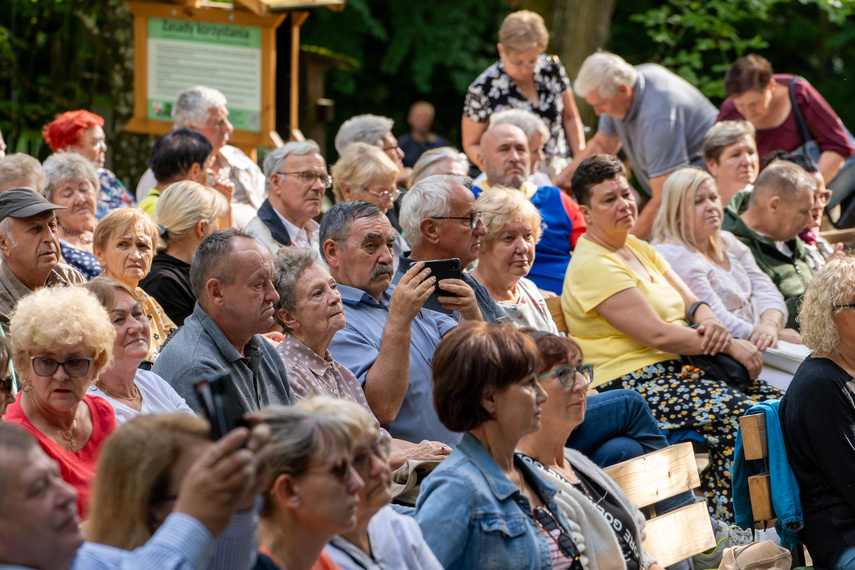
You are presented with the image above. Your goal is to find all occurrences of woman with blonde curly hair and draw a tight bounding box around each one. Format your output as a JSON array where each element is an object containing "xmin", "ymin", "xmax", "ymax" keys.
[
  {"xmin": 3, "ymin": 286, "xmax": 116, "ymax": 517},
  {"xmin": 780, "ymin": 256, "xmax": 855, "ymax": 569}
]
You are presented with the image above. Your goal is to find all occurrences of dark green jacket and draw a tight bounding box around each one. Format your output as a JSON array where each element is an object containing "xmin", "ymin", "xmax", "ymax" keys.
[{"xmin": 722, "ymin": 191, "xmax": 813, "ymax": 330}]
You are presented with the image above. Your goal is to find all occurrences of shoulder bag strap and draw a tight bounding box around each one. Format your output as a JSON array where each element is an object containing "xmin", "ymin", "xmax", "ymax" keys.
[{"xmin": 788, "ymin": 77, "xmax": 813, "ymax": 144}]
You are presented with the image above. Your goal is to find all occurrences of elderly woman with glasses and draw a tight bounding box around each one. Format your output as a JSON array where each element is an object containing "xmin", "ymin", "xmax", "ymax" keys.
[
  {"xmin": 304, "ymin": 398, "xmax": 443, "ymax": 570},
  {"xmin": 332, "ymin": 142, "xmax": 408, "ymax": 270},
  {"xmin": 416, "ymin": 321, "xmax": 578, "ymax": 570},
  {"xmin": 257, "ymin": 400, "xmax": 365, "ymax": 570},
  {"xmin": 42, "ymin": 152, "xmax": 103, "ymax": 280},
  {"xmin": 517, "ymin": 331, "xmax": 664, "ymax": 570},
  {"xmin": 780, "ymin": 256, "xmax": 855, "ymax": 569},
  {"xmin": 3, "ymin": 286, "xmax": 116, "ymax": 517}
]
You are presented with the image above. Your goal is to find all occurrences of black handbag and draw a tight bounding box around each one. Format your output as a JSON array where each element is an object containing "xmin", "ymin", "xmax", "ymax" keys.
[
  {"xmin": 682, "ymin": 303, "xmax": 752, "ymax": 391},
  {"xmin": 681, "ymin": 350, "xmax": 752, "ymax": 392}
]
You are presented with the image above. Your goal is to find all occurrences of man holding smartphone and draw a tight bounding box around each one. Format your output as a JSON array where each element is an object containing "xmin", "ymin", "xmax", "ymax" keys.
[
  {"xmin": 396, "ymin": 174, "xmax": 507, "ymax": 323},
  {"xmin": 323, "ymin": 201, "xmax": 462, "ymax": 450}
]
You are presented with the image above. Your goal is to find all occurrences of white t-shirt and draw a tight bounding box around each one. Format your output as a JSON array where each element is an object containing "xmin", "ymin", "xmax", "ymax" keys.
[{"xmin": 89, "ymin": 369, "xmax": 195, "ymax": 425}]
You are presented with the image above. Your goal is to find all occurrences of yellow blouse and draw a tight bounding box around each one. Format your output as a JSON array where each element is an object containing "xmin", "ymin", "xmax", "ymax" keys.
[{"xmin": 561, "ymin": 235, "xmax": 687, "ymax": 387}]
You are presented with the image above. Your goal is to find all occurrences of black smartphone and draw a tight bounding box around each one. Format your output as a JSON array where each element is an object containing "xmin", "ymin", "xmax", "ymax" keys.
[
  {"xmin": 194, "ymin": 370, "xmax": 249, "ymax": 440},
  {"xmin": 422, "ymin": 258, "xmax": 461, "ymax": 297}
]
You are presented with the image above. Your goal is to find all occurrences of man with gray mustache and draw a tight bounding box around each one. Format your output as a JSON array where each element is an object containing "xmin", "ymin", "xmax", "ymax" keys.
[{"xmin": 323, "ymin": 200, "xmax": 465, "ymax": 448}]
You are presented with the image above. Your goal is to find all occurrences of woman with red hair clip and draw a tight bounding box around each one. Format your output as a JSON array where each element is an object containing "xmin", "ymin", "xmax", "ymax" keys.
[{"xmin": 43, "ymin": 110, "xmax": 135, "ymax": 219}]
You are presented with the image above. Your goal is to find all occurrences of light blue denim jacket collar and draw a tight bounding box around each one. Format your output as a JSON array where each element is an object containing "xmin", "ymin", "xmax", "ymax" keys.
[{"xmin": 457, "ymin": 433, "xmax": 564, "ymax": 510}]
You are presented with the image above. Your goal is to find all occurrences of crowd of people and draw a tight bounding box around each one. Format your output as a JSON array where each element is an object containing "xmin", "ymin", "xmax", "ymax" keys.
[{"xmin": 1, "ymin": 7, "xmax": 854, "ymax": 570}]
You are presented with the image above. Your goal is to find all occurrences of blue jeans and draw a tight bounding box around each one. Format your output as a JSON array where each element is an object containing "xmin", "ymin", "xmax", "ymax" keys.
[
  {"xmin": 829, "ymin": 545, "xmax": 855, "ymax": 570},
  {"xmin": 566, "ymin": 389, "xmax": 696, "ymax": 514},
  {"xmin": 566, "ymin": 389, "xmax": 670, "ymax": 466}
]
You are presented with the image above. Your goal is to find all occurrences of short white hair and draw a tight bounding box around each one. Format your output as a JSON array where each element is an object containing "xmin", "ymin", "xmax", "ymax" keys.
[
  {"xmin": 262, "ymin": 140, "xmax": 322, "ymax": 191},
  {"xmin": 399, "ymin": 175, "xmax": 471, "ymax": 250},
  {"xmin": 334, "ymin": 114, "xmax": 394, "ymax": 156},
  {"xmin": 488, "ymin": 109, "xmax": 550, "ymax": 144},
  {"xmin": 0, "ymin": 217, "xmax": 17, "ymax": 248},
  {"xmin": 42, "ymin": 152, "xmax": 99, "ymax": 202},
  {"xmin": 574, "ymin": 52, "xmax": 638, "ymax": 99},
  {"xmin": 408, "ymin": 147, "xmax": 469, "ymax": 188},
  {"xmin": 172, "ymin": 86, "xmax": 228, "ymax": 128}
]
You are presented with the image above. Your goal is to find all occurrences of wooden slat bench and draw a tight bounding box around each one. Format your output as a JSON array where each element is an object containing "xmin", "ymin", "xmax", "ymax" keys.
[{"xmin": 604, "ymin": 442, "xmax": 716, "ymax": 567}]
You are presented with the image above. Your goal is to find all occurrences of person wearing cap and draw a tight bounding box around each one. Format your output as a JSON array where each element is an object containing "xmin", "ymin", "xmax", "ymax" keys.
[{"xmin": 0, "ymin": 188, "xmax": 86, "ymax": 334}]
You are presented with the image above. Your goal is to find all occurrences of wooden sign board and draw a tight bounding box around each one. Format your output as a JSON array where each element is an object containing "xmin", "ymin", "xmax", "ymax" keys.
[{"xmin": 125, "ymin": 1, "xmax": 286, "ymax": 148}]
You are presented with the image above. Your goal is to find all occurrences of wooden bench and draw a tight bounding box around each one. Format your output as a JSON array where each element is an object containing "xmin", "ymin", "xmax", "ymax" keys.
[
  {"xmin": 604, "ymin": 442, "xmax": 716, "ymax": 567},
  {"xmin": 545, "ymin": 296, "xmax": 567, "ymax": 333},
  {"xmin": 738, "ymin": 413, "xmax": 810, "ymax": 568}
]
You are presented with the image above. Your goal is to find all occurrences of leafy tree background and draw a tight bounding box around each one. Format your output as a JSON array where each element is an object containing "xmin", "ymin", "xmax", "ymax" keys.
[{"xmin": 1, "ymin": 0, "xmax": 853, "ymax": 186}]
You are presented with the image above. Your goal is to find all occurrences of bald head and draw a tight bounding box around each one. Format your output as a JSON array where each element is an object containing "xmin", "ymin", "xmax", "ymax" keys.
[
  {"xmin": 752, "ymin": 161, "xmax": 817, "ymax": 203},
  {"xmin": 478, "ymin": 123, "xmax": 530, "ymax": 189},
  {"xmin": 743, "ymin": 161, "xmax": 817, "ymax": 242}
]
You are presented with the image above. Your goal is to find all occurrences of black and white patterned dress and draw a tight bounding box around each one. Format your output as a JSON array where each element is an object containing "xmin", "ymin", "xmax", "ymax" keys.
[{"xmin": 463, "ymin": 54, "xmax": 572, "ymax": 158}]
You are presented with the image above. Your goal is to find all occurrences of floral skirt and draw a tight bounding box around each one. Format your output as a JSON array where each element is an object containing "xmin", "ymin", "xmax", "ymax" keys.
[{"xmin": 598, "ymin": 359, "xmax": 784, "ymax": 524}]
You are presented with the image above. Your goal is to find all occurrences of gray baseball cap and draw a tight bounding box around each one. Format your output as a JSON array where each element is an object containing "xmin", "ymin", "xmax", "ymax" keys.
[{"xmin": 0, "ymin": 188, "xmax": 66, "ymax": 222}]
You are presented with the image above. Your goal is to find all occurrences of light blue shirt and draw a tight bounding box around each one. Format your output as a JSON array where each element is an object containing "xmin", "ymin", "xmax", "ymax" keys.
[
  {"xmin": 328, "ymin": 283, "xmax": 460, "ymax": 446},
  {"xmin": 4, "ymin": 509, "xmax": 255, "ymax": 570}
]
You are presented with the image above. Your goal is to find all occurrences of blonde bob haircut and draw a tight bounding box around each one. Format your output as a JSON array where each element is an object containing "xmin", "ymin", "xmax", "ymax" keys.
[
  {"xmin": 10, "ymin": 286, "xmax": 115, "ymax": 380},
  {"xmin": 477, "ymin": 186, "xmax": 543, "ymax": 247},
  {"xmin": 652, "ymin": 167, "xmax": 725, "ymax": 263},
  {"xmin": 331, "ymin": 142, "xmax": 399, "ymax": 203},
  {"xmin": 499, "ymin": 10, "xmax": 549, "ymax": 53},
  {"xmin": 154, "ymin": 181, "xmax": 228, "ymax": 252},
  {"xmin": 798, "ymin": 256, "xmax": 855, "ymax": 358},
  {"xmin": 93, "ymin": 207, "xmax": 160, "ymax": 254},
  {"xmin": 297, "ymin": 396, "xmax": 376, "ymax": 440},
  {"xmin": 86, "ymin": 413, "xmax": 211, "ymax": 549}
]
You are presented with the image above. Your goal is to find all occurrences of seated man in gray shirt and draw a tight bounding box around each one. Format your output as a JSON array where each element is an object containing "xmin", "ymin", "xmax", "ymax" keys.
[{"xmin": 153, "ymin": 229, "xmax": 295, "ymax": 413}]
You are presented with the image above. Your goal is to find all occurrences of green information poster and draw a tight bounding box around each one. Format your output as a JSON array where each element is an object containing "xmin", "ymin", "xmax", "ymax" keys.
[{"xmin": 147, "ymin": 18, "xmax": 262, "ymax": 131}]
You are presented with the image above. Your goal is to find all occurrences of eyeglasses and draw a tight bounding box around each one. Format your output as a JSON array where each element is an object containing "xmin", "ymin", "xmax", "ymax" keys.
[
  {"xmin": 815, "ymin": 190, "xmax": 833, "ymax": 205},
  {"xmin": 276, "ymin": 171, "xmax": 333, "ymax": 188},
  {"xmin": 360, "ymin": 184, "xmax": 401, "ymax": 202},
  {"xmin": 834, "ymin": 303, "xmax": 855, "ymax": 310},
  {"xmin": 431, "ymin": 211, "xmax": 482, "ymax": 229},
  {"xmin": 352, "ymin": 432, "xmax": 393, "ymax": 477},
  {"xmin": 537, "ymin": 365, "xmax": 594, "ymax": 387},
  {"xmin": 31, "ymin": 357, "xmax": 92, "ymax": 378},
  {"xmin": 532, "ymin": 505, "xmax": 582, "ymax": 564},
  {"xmin": 305, "ymin": 456, "xmax": 356, "ymax": 483},
  {"xmin": 382, "ymin": 144, "xmax": 401, "ymax": 153}
]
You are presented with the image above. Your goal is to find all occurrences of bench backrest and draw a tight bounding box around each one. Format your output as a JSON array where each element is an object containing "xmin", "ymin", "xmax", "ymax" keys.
[{"xmin": 604, "ymin": 442, "xmax": 715, "ymax": 567}]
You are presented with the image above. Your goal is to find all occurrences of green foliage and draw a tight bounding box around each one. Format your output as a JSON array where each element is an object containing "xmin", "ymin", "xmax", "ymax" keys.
[
  {"xmin": 300, "ymin": 0, "xmax": 508, "ymax": 155},
  {"xmin": 610, "ymin": 0, "xmax": 855, "ymax": 126},
  {"xmin": 627, "ymin": 0, "xmax": 781, "ymax": 98}
]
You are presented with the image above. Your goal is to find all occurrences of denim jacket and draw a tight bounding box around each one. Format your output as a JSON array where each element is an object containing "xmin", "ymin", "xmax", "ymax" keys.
[{"xmin": 415, "ymin": 433, "xmax": 573, "ymax": 570}]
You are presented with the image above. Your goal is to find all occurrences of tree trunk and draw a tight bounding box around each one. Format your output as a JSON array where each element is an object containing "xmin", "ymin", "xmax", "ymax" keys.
[{"xmin": 520, "ymin": 0, "xmax": 616, "ymax": 129}]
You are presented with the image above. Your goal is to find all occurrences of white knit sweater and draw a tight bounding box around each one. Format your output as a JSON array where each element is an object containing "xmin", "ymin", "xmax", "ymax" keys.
[{"xmin": 520, "ymin": 448, "xmax": 657, "ymax": 570}]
